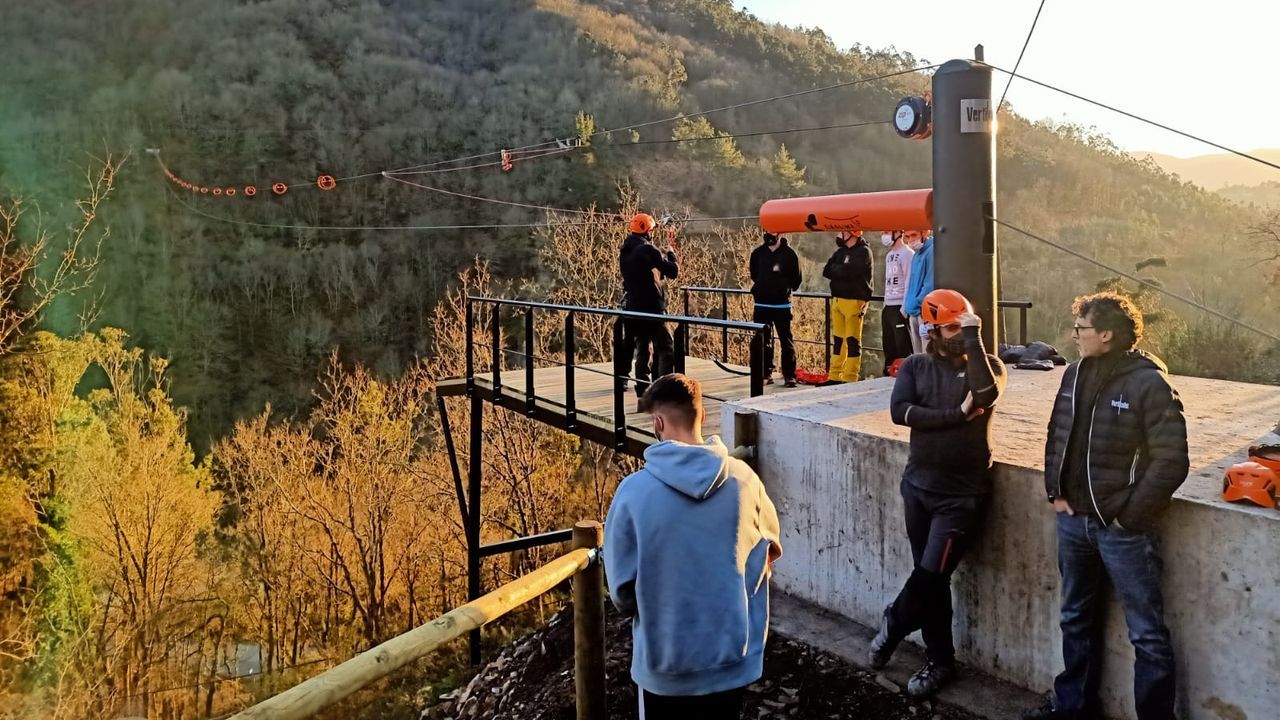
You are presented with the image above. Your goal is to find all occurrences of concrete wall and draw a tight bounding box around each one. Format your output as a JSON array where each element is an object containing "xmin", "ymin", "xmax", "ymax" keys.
[{"xmin": 722, "ymin": 370, "xmax": 1280, "ymax": 720}]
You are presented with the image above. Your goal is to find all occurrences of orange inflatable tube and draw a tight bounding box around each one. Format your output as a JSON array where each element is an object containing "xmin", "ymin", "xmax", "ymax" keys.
[{"xmin": 759, "ymin": 188, "xmax": 932, "ymax": 233}]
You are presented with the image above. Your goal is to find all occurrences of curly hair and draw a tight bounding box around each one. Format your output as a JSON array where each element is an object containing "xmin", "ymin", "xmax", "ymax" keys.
[{"xmin": 1071, "ymin": 292, "xmax": 1144, "ymax": 350}]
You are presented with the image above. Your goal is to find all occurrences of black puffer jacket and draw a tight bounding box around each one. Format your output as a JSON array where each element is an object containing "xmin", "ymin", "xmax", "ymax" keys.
[
  {"xmin": 1044, "ymin": 351, "xmax": 1189, "ymax": 530},
  {"xmin": 749, "ymin": 238, "xmax": 802, "ymax": 306},
  {"xmin": 822, "ymin": 238, "xmax": 873, "ymax": 300}
]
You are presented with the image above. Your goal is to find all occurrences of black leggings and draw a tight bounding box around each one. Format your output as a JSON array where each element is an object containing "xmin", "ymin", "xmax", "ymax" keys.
[{"xmin": 887, "ymin": 478, "xmax": 988, "ymax": 664}]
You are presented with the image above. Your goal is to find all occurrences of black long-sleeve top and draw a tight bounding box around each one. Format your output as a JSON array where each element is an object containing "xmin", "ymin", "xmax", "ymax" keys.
[{"xmin": 890, "ymin": 326, "xmax": 1007, "ymax": 495}]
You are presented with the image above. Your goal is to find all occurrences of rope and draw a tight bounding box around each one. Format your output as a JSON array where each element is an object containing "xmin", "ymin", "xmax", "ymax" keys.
[
  {"xmin": 997, "ymin": 0, "xmax": 1049, "ymax": 113},
  {"xmin": 992, "ymin": 217, "xmax": 1280, "ymax": 343}
]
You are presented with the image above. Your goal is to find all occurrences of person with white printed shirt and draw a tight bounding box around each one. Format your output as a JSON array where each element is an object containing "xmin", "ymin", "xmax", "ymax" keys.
[{"xmin": 880, "ymin": 230, "xmax": 915, "ymax": 374}]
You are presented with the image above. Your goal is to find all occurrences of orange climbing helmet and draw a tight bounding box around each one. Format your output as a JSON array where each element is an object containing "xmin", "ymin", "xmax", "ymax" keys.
[
  {"xmin": 629, "ymin": 213, "xmax": 656, "ymax": 234},
  {"xmin": 920, "ymin": 289, "xmax": 974, "ymax": 326},
  {"xmin": 1222, "ymin": 461, "xmax": 1277, "ymax": 508}
]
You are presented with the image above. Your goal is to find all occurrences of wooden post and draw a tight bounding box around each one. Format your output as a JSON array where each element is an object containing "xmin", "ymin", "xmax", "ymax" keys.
[
  {"xmin": 572, "ymin": 521, "xmax": 606, "ymax": 720},
  {"xmin": 228, "ymin": 548, "xmax": 594, "ymax": 720}
]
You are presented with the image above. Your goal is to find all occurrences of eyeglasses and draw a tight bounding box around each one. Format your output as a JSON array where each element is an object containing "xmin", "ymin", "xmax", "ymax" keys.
[{"xmin": 1071, "ymin": 325, "xmax": 1095, "ymax": 336}]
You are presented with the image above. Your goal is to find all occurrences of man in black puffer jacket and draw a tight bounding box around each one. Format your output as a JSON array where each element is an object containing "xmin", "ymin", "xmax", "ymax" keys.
[
  {"xmin": 749, "ymin": 232, "xmax": 802, "ymax": 386},
  {"xmin": 1023, "ymin": 292, "xmax": 1188, "ymax": 720}
]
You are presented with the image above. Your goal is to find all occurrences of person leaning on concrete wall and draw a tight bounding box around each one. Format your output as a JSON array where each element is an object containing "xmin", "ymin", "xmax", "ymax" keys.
[
  {"xmin": 900, "ymin": 230, "xmax": 934, "ymax": 355},
  {"xmin": 604, "ymin": 373, "xmax": 782, "ymax": 720},
  {"xmin": 1023, "ymin": 292, "xmax": 1189, "ymax": 720},
  {"xmin": 822, "ymin": 229, "xmax": 873, "ymax": 382},
  {"xmin": 872, "ymin": 289, "xmax": 1007, "ymax": 697}
]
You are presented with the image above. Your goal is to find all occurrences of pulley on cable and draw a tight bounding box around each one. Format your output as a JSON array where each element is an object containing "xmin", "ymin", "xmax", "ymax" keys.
[{"xmin": 893, "ymin": 95, "xmax": 932, "ymax": 140}]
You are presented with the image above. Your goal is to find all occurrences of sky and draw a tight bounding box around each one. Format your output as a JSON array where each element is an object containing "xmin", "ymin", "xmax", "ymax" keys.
[{"xmin": 738, "ymin": 0, "xmax": 1277, "ymax": 159}]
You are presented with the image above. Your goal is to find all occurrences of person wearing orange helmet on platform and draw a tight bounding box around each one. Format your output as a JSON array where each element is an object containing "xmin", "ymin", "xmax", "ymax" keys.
[
  {"xmin": 871, "ymin": 288, "xmax": 1005, "ymax": 698},
  {"xmin": 822, "ymin": 229, "xmax": 873, "ymax": 382},
  {"xmin": 1024, "ymin": 292, "xmax": 1187, "ymax": 720},
  {"xmin": 618, "ymin": 213, "xmax": 680, "ymax": 398}
]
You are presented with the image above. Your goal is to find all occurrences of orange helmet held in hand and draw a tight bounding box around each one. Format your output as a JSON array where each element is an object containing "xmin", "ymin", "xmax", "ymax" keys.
[
  {"xmin": 628, "ymin": 213, "xmax": 656, "ymax": 234},
  {"xmin": 920, "ymin": 289, "xmax": 974, "ymax": 326},
  {"xmin": 1222, "ymin": 461, "xmax": 1278, "ymax": 508}
]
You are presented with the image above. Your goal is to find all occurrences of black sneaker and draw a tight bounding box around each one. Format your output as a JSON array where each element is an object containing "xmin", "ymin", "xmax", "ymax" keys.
[
  {"xmin": 867, "ymin": 606, "xmax": 902, "ymax": 670},
  {"xmin": 764, "ymin": 376, "xmax": 775, "ymax": 385},
  {"xmin": 906, "ymin": 660, "xmax": 955, "ymax": 697},
  {"xmin": 1021, "ymin": 695, "xmax": 1079, "ymax": 720},
  {"xmin": 783, "ymin": 378, "xmax": 797, "ymax": 388}
]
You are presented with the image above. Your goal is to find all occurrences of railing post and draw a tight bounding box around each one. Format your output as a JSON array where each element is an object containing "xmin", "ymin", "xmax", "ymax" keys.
[
  {"xmin": 823, "ymin": 296, "xmax": 832, "ymax": 373},
  {"xmin": 525, "ymin": 308, "xmax": 536, "ymax": 416},
  {"xmin": 613, "ymin": 318, "xmax": 626, "ymax": 450},
  {"xmin": 719, "ymin": 293, "xmax": 730, "ymax": 361},
  {"xmin": 468, "ymin": 395, "xmax": 484, "ymax": 666},
  {"xmin": 491, "ymin": 303, "xmax": 502, "ymax": 403},
  {"xmin": 572, "ymin": 521, "xmax": 606, "ymax": 720},
  {"xmin": 565, "ymin": 312, "xmax": 577, "ymax": 431},
  {"xmin": 749, "ymin": 329, "xmax": 766, "ymax": 397},
  {"xmin": 466, "ymin": 299, "xmax": 475, "ymax": 393},
  {"xmin": 1020, "ymin": 306, "xmax": 1029, "ymax": 346},
  {"xmin": 682, "ymin": 288, "xmax": 690, "ymax": 318},
  {"xmin": 673, "ymin": 321, "xmax": 686, "ymax": 375}
]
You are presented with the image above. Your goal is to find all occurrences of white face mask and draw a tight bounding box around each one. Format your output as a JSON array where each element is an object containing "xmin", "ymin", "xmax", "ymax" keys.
[
  {"xmin": 907, "ymin": 239, "xmax": 924, "ymax": 252},
  {"xmin": 881, "ymin": 235, "xmax": 895, "ymax": 247}
]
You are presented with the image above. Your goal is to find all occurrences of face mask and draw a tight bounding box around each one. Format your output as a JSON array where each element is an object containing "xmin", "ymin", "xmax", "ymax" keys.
[
  {"xmin": 940, "ymin": 336, "xmax": 967, "ymax": 356},
  {"xmin": 881, "ymin": 235, "xmax": 895, "ymax": 247},
  {"xmin": 834, "ymin": 236, "xmax": 846, "ymax": 247},
  {"xmin": 908, "ymin": 240, "xmax": 923, "ymax": 252}
]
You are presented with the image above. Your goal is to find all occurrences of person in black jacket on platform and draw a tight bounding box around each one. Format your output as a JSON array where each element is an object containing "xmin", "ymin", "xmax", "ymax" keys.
[
  {"xmin": 871, "ymin": 288, "xmax": 1006, "ymax": 698},
  {"xmin": 1023, "ymin": 292, "xmax": 1188, "ymax": 720},
  {"xmin": 749, "ymin": 232, "xmax": 802, "ymax": 386},
  {"xmin": 821, "ymin": 230, "xmax": 874, "ymax": 382},
  {"xmin": 618, "ymin": 213, "xmax": 679, "ymax": 398}
]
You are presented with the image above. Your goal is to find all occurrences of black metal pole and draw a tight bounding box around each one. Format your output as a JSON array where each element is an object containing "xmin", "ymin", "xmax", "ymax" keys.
[
  {"xmin": 465, "ymin": 300, "xmax": 475, "ymax": 393},
  {"xmin": 565, "ymin": 312, "xmax": 577, "ymax": 431},
  {"xmin": 524, "ymin": 308, "xmax": 535, "ymax": 416},
  {"xmin": 720, "ymin": 292, "xmax": 729, "ymax": 360},
  {"xmin": 467, "ymin": 394, "xmax": 483, "ymax": 666},
  {"xmin": 491, "ymin": 303, "xmax": 502, "ymax": 402},
  {"xmin": 437, "ymin": 396, "xmax": 469, "ymax": 539},
  {"xmin": 824, "ymin": 296, "xmax": 832, "ymax": 373},
  {"xmin": 749, "ymin": 330, "xmax": 766, "ymax": 396},
  {"xmin": 932, "ymin": 59, "xmax": 998, "ymax": 349},
  {"xmin": 613, "ymin": 318, "xmax": 626, "ymax": 450}
]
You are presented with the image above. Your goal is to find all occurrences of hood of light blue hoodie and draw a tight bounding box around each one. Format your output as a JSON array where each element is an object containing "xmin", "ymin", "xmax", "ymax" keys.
[{"xmin": 641, "ymin": 436, "xmax": 731, "ymax": 500}]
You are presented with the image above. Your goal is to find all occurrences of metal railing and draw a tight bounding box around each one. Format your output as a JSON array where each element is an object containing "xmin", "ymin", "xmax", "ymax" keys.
[
  {"xmin": 229, "ymin": 522, "xmax": 607, "ymax": 720},
  {"xmin": 680, "ymin": 286, "xmax": 1034, "ymax": 371},
  {"xmin": 466, "ymin": 296, "xmax": 774, "ymax": 440}
]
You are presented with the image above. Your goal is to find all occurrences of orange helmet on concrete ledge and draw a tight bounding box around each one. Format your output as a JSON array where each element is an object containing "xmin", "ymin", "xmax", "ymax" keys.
[
  {"xmin": 920, "ymin": 289, "xmax": 973, "ymax": 326},
  {"xmin": 1222, "ymin": 461, "xmax": 1277, "ymax": 508}
]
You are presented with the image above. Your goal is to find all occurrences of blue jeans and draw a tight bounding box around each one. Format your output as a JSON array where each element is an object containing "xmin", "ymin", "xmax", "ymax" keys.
[{"xmin": 1053, "ymin": 512, "xmax": 1176, "ymax": 720}]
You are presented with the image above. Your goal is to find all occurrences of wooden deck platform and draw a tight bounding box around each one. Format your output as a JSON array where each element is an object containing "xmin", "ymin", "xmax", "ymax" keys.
[{"xmin": 437, "ymin": 357, "xmax": 806, "ymax": 457}]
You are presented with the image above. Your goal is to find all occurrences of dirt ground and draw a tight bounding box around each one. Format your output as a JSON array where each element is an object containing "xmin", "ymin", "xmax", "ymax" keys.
[{"xmin": 420, "ymin": 604, "xmax": 982, "ymax": 720}]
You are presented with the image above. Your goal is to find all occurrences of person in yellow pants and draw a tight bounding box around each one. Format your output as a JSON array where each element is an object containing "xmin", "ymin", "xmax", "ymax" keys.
[{"xmin": 822, "ymin": 230, "xmax": 874, "ymax": 382}]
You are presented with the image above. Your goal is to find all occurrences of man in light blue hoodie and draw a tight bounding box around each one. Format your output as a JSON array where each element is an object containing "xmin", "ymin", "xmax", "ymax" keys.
[
  {"xmin": 901, "ymin": 230, "xmax": 936, "ymax": 354},
  {"xmin": 604, "ymin": 373, "xmax": 782, "ymax": 719}
]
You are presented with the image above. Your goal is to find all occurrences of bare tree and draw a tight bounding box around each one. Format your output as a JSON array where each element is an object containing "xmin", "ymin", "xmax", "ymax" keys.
[{"xmin": 0, "ymin": 153, "xmax": 127, "ymax": 354}]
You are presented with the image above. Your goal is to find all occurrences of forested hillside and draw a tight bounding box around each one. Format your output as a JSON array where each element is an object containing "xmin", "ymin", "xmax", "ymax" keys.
[
  {"xmin": 1, "ymin": 1, "xmax": 1278, "ymax": 717},
  {"xmin": 3, "ymin": 0, "xmax": 1274, "ymax": 444}
]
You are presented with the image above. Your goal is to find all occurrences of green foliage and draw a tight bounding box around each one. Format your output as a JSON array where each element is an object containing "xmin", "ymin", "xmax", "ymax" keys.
[{"xmin": 771, "ymin": 143, "xmax": 806, "ymax": 192}]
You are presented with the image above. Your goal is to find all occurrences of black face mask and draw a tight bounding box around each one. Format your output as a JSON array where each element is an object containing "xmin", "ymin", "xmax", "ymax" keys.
[
  {"xmin": 834, "ymin": 236, "xmax": 846, "ymax": 248},
  {"xmin": 940, "ymin": 336, "xmax": 967, "ymax": 356}
]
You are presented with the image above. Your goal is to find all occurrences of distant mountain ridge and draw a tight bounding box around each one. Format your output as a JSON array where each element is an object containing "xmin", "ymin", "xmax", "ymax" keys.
[{"xmin": 1131, "ymin": 148, "xmax": 1280, "ymax": 190}]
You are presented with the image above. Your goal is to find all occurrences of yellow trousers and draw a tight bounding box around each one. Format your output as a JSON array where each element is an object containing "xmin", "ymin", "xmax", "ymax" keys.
[{"xmin": 830, "ymin": 298, "xmax": 867, "ymax": 382}]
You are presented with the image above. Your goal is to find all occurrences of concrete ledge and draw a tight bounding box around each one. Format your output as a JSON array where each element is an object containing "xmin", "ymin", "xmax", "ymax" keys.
[
  {"xmin": 726, "ymin": 368, "xmax": 1280, "ymax": 720},
  {"xmin": 772, "ymin": 592, "xmax": 1043, "ymax": 720}
]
